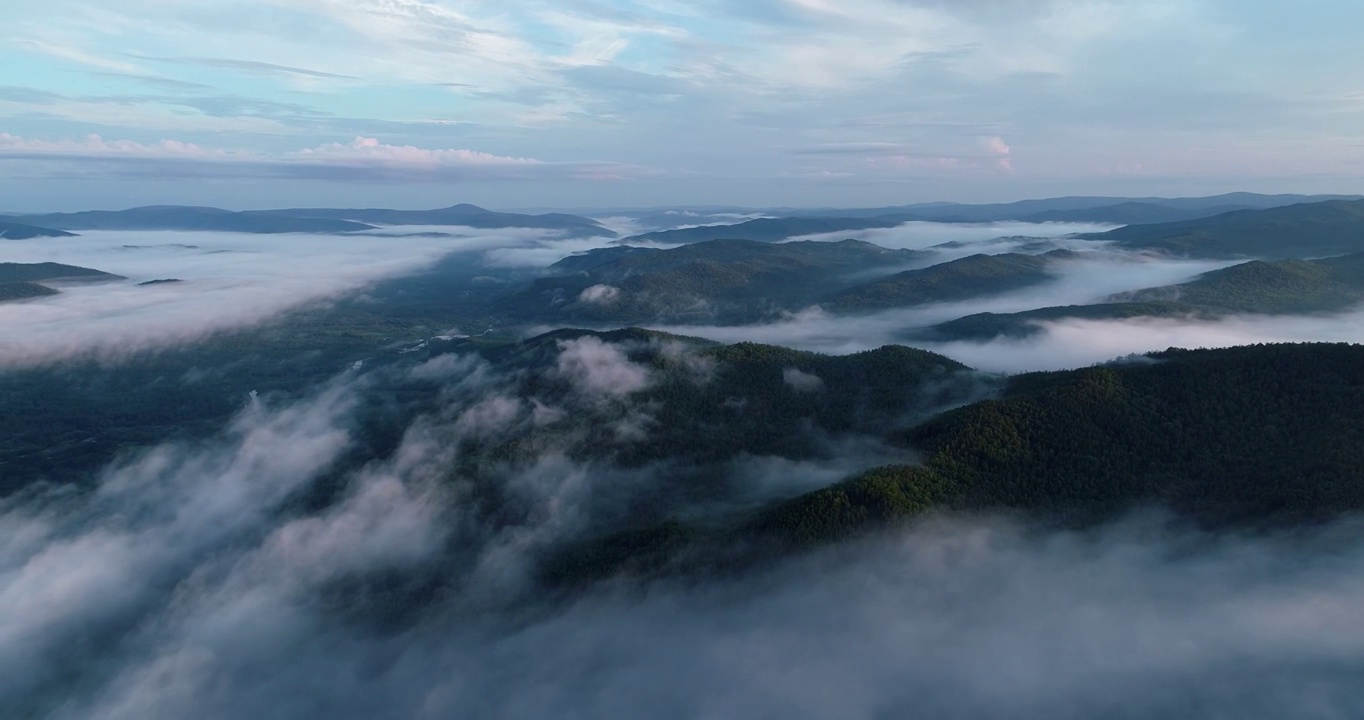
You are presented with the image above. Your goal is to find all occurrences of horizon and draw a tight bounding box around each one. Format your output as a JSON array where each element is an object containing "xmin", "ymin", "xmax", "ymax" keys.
[{"xmin": 6, "ymin": 190, "xmax": 1364, "ymax": 217}]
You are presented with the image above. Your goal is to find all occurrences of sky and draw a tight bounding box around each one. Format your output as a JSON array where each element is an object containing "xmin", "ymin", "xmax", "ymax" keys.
[{"xmin": 3, "ymin": 0, "xmax": 1364, "ymax": 211}]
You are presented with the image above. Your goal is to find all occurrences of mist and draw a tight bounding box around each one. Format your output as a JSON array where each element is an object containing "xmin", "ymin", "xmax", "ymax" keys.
[
  {"xmin": 650, "ymin": 251, "xmax": 1240, "ymax": 365},
  {"xmin": 930, "ymin": 310, "xmax": 1364, "ymax": 373},
  {"xmin": 0, "ymin": 227, "xmax": 625, "ymax": 367},
  {"xmin": 788, "ymin": 220, "xmax": 1120, "ymax": 252}
]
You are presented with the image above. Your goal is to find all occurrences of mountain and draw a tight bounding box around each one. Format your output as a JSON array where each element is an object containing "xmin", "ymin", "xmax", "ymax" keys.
[
  {"xmin": 11, "ymin": 206, "xmax": 375, "ymax": 234},
  {"xmin": 504, "ymin": 238, "xmax": 926, "ymax": 323},
  {"xmin": 551, "ymin": 343, "xmax": 1364, "ymax": 583},
  {"xmin": 923, "ymin": 252, "xmax": 1364, "ymax": 341},
  {"xmin": 1085, "ymin": 199, "xmax": 1364, "ymax": 258},
  {"xmin": 0, "ymin": 221, "xmax": 77, "ymax": 239},
  {"xmin": 822, "ymin": 250, "xmax": 1076, "ymax": 313},
  {"xmin": 0, "ymin": 282, "xmax": 60, "ymax": 302},
  {"xmin": 757, "ymin": 343, "xmax": 1364, "ymax": 539},
  {"xmin": 252, "ymin": 203, "xmax": 616, "ymax": 238},
  {"xmin": 0, "ymin": 262, "xmax": 125, "ymax": 283},
  {"xmin": 623, "ymin": 216, "xmax": 917, "ymax": 245},
  {"xmin": 450, "ymin": 328, "xmax": 986, "ymax": 471}
]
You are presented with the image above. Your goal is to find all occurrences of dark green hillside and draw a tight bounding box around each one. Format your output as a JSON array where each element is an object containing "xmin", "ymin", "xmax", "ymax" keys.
[
  {"xmin": 760, "ymin": 343, "xmax": 1364, "ymax": 541},
  {"xmin": 823, "ymin": 250, "xmax": 1075, "ymax": 312},
  {"xmin": 0, "ymin": 281, "xmax": 59, "ymax": 302},
  {"xmin": 1118, "ymin": 256, "xmax": 1364, "ymax": 313},
  {"xmin": 505, "ymin": 239, "xmax": 924, "ymax": 323},
  {"xmin": 1087, "ymin": 199, "xmax": 1364, "ymax": 258},
  {"xmin": 921, "ymin": 301, "xmax": 1195, "ymax": 341},
  {"xmin": 0, "ymin": 262, "xmax": 125, "ymax": 283},
  {"xmin": 624, "ymin": 216, "xmax": 912, "ymax": 245},
  {"xmin": 0, "ymin": 221, "xmax": 77, "ymax": 239},
  {"xmin": 551, "ymin": 343, "xmax": 1364, "ymax": 583},
  {"xmin": 450, "ymin": 330, "xmax": 984, "ymax": 470}
]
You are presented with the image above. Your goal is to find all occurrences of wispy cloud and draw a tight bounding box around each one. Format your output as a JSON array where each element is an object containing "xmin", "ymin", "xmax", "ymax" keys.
[
  {"xmin": 134, "ymin": 56, "xmax": 360, "ymax": 81},
  {"xmin": 0, "ymin": 132, "xmax": 643, "ymax": 182}
]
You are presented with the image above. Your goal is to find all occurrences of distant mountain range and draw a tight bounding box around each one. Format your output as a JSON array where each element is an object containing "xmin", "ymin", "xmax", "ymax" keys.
[
  {"xmin": 252, "ymin": 203, "xmax": 616, "ymax": 238},
  {"xmin": 492, "ymin": 198, "xmax": 1364, "ymax": 331},
  {"xmin": 5, "ymin": 204, "xmax": 616, "ymax": 237},
  {"xmin": 784, "ymin": 192, "xmax": 1364, "ymax": 222},
  {"xmin": 1085, "ymin": 199, "xmax": 1364, "ymax": 258},
  {"xmin": 615, "ymin": 193, "xmax": 1364, "ymax": 244}
]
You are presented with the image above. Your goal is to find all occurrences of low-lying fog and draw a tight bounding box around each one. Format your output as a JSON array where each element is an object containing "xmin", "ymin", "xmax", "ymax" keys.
[{"xmin": 0, "ymin": 226, "xmax": 586, "ymax": 366}]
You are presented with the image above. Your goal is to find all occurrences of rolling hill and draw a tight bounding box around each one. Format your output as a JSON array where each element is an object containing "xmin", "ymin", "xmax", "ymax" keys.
[
  {"xmin": 0, "ymin": 262, "xmax": 125, "ymax": 283},
  {"xmin": 0, "ymin": 221, "xmax": 77, "ymax": 239},
  {"xmin": 547, "ymin": 343, "xmax": 1364, "ymax": 584},
  {"xmin": 1085, "ymin": 199, "xmax": 1364, "ymax": 258},
  {"xmin": 503, "ymin": 238, "xmax": 926, "ymax": 323},
  {"xmin": 0, "ymin": 281, "xmax": 60, "ymax": 302},
  {"xmin": 821, "ymin": 250, "xmax": 1077, "ymax": 313}
]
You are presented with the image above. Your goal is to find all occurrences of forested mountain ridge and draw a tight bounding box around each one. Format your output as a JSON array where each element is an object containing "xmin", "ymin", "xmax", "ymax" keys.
[
  {"xmin": 10, "ymin": 206, "xmax": 376, "ymax": 234},
  {"xmin": 822, "ymin": 250, "xmax": 1077, "ymax": 312},
  {"xmin": 503, "ymin": 239, "xmax": 926, "ymax": 323},
  {"xmin": 549, "ymin": 343, "xmax": 1364, "ymax": 584},
  {"xmin": 1086, "ymin": 199, "xmax": 1364, "ymax": 258}
]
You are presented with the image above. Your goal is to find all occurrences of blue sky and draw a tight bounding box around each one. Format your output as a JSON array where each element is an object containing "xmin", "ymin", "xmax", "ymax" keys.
[{"xmin": 3, "ymin": 0, "xmax": 1364, "ymax": 210}]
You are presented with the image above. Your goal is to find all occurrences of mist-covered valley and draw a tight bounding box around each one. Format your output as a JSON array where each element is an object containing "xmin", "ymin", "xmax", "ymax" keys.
[{"xmin": 7, "ymin": 198, "xmax": 1364, "ymax": 718}]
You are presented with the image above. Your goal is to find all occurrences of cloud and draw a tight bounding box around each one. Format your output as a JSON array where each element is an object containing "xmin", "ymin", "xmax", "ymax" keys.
[
  {"xmin": 0, "ymin": 132, "xmax": 642, "ymax": 183},
  {"xmin": 577, "ymin": 284, "xmax": 621, "ymax": 305},
  {"xmin": 782, "ymin": 367, "xmax": 825, "ymax": 392},
  {"xmin": 555, "ymin": 336, "xmax": 651, "ymax": 397},
  {"xmin": 0, "ymin": 226, "xmax": 602, "ymax": 367},
  {"xmin": 139, "ymin": 56, "xmax": 360, "ymax": 80},
  {"xmin": 926, "ymin": 310, "xmax": 1364, "ymax": 374}
]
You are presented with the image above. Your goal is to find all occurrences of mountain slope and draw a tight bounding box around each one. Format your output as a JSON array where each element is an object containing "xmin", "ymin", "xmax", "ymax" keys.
[
  {"xmin": 0, "ymin": 282, "xmax": 60, "ymax": 302},
  {"xmin": 550, "ymin": 343, "xmax": 1364, "ymax": 584},
  {"xmin": 1085, "ymin": 199, "xmax": 1364, "ymax": 258},
  {"xmin": 504, "ymin": 238, "xmax": 926, "ymax": 323},
  {"xmin": 755, "ymin": 344, "xmax": 1364, "ymax": 544},
  {"xmin": 822, "ymin": 250, "xmax": 1075, "ymax": 313},
  {"xmin": 0, "ymin": 262, "xmax": 125, "ymax": 283},
  {"xmin": 0, "ymin": 221, "xmax": 77, "ymax": 239}
]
